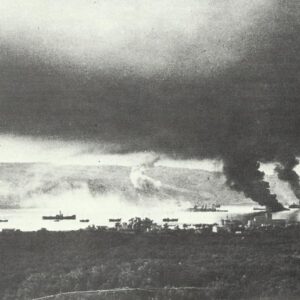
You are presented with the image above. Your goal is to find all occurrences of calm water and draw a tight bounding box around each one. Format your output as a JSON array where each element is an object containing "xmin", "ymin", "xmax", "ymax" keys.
[{"xmin": 0, "ymin": 205, "xmax": 298, "ymax": 231}]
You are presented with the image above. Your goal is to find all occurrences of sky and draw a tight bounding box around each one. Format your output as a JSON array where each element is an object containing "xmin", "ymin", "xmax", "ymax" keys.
[
  {"xmin": 0, "ymin": 134, "xmax": 290, "ymax": 176},
  {"xmin": 0, "ymin": 0, "xmax": 299, "ymax": 170},
  {"xmin": 0, "ymin": 134, "xmax": 224, "ymax": 171},
  {"xmin": 0, "ymin": 0, "xmax": 277, "ymax": 75}
]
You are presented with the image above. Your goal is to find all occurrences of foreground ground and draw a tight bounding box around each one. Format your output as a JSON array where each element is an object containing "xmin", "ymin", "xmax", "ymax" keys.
[{"xmin": 1, "ymin": 228, "xmax": 300, "ymax": 299}]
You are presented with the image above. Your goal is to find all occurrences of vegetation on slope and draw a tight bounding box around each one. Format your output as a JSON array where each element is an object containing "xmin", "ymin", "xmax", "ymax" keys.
[{"xmin": 1, "ymin": 228, "xmax": 300, "ymax": 299}]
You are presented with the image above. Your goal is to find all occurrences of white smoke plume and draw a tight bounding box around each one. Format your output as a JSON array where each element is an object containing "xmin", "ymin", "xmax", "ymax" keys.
[
  {"xmin": 130, "ymin": 154, "xmax": 162, "ymax": 193},
  {"xmin": 130, "ymin": 154, "xmax": 202, "ymax": 199}
]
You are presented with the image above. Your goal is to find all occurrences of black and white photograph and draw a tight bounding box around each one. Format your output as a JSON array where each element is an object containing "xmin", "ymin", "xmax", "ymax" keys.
[{"xmin": 0, "ymin": 0, "xmax": 299, "ymax": 299}]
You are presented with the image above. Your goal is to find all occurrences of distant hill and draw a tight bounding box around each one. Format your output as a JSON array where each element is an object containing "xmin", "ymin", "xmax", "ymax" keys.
[
  {"xmin": 0, "ymin": 163, "xmax": 295, "ymax": 209},
  {"xmin": 33, "ymin": 287, "xmax": 211, "ymax": 300}
]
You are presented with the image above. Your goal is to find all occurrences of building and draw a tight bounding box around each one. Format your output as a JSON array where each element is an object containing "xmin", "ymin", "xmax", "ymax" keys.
[
  {"xmin": 221, "ymin": 217, "xmax": 244, "ymax": 232},
  {"xmin": 271, "ymin": 219, "xmax": 286, "ymax": 227},
  {"xmin": 251, "ymin": 211, "xmax": 272, "ymax": 227}
]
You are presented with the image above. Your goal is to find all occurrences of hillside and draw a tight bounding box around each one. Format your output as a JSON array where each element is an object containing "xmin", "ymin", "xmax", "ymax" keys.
[
  {"xmin": 0, "ymin": 162, "xmax": 259, "ymax": 210},
  {"xmin": 33, "ymin": 287, "xmax": 213, "ymax": 300},
  {"xmin": 0, "ymin": 162, "xmax": 296, "ymax": 210}
]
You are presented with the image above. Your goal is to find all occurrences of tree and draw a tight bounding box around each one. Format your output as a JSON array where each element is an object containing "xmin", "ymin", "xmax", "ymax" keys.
[{"xmin": 128, "ymin": 217, "xmax": 154, "ymax": 233}]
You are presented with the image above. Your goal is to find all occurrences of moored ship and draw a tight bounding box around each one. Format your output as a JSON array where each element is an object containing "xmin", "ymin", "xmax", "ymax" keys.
[
  {"xmin": 79, "ymin": 219, "xmax": 90, "ymax": 223},
  {"xmin": 289, "ymin": 202, "xmax": 300, "ymax": 209},
  {"xmin": 42, "ymin": 211, "xmax": 76, "ymax": 220},
  {"xmin": 109, "ymin": 218, "xmax": 121, "ymax": 222},
  {"xmin": 187, "ymin": 203, "xmax": 228, "ymax": 212},
  {"xmin": 253, "ymin": 207, "xmax": 266, "ymax": 211},
  {"xmin": 162, "ymin": 218, "xmax": 178, "ymax": 222}
]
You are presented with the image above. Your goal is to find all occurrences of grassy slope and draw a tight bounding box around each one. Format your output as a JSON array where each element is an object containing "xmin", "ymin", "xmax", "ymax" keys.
[
  {"xmin": 1, "ymin": 229, "xmax": 300, "ymax": 300},
  {"xmin": 0, "ymin": 162, "xmax": 296, "ymax": 209},
  {"xmin": 0, "ymin": 163, "xmax": 255, "ymax": 209},
  {"xmin": 33, "ymin": 288, "xmax": 220, "ymax": 300}
]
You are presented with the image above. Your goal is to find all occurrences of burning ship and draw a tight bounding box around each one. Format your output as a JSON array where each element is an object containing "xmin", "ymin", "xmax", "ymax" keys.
[
  {"xmin": 187, "ymin": 203, "xmax": 228, "ymax": 212},
  {"xmin": 42, "ymin": 211, "xmax": 76, "ymax": 220}
]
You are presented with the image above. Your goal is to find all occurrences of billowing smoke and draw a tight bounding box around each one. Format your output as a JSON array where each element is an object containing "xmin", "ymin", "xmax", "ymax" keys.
[
  {"xmin": 223, "ymin": 152, "xmax": 284, "ymax": 212},
  {"xmin": 275, "ymin": 153, "xmax": 300, "ymax": 200},
  {"xmin": 0, "ymin": 1, "xmax": 299, "ymax": 212},
  {"xmin": 130, "ymin": 155, "xmax": 162, "ymax": 193}
]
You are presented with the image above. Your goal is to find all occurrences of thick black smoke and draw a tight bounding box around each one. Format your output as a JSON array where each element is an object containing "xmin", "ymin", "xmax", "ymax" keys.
[
  {"xmin": 223, "ymin": 152, "xmax": 284, "ymax": 212},
  {"xmin": 275, "ymin": 153, "xmax": 300, "ymax": 200},
  {"xmin": 0, "ymin": 1, "xmax": 299, "ymax": 210}
]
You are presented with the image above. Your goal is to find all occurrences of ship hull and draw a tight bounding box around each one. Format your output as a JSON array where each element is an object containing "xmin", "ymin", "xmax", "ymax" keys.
[
  {"xmin": 289, "ymin": 205, "xmax": 300, "ymax": 209},
  {"xmin": 42, "ymin": 215, "xmax": 76, "ymax": 220},
  {"xmin": 187, "ymin": 208, "xmax": 228, "ymax": 212}
]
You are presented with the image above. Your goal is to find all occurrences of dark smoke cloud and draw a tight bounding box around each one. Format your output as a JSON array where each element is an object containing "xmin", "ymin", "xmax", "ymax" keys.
[
  {"xmin": 0, "ymin": 0, "xmax": 299, "ymax": 210},
  {"xmin": 223, "ymin": 152, "xmax": 284, "ymax": 212},
  {"xmin": 275, "ymin": 153, "xmax": 300, "ymax": 200}
]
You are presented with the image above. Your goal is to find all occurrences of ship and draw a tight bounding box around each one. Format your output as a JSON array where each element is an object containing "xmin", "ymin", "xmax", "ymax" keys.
[
  {"xmin": 0, "ymin": 219, "xmax": 8, "ymax": 222},
  {"xmin": 162, "ymin": 218, "xmax": 178, "ymax": 222},
  {"xmin": 253, "ymin": 207, "xmax": 266, "ymax": 211},
  {"xmin": 109, "ymin": 218, "xmax": 121, "ymax": 222},
  {"xmin": 79, "ymin": 219, "xmax": 90, "ymax": 223},
  {"xmin": 187, "ymin": 203, "xmax": 228, "ymax": 212},
  {"xmin": 289, "ymin": 201, "xmax": 300, "ymax": 209},
  {"xmin": 42, "ymin": 211, "xmax": 76, "ymax": 220}
]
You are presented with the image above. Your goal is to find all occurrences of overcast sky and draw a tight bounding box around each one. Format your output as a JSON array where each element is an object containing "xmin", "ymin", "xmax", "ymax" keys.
[
  {"xmin": 0, "ymin": 0, "xmax": 299, "ymax": 164},
  {"xmin": 0, "ymin": 0, "xmax": 276, "ymax": 75}
]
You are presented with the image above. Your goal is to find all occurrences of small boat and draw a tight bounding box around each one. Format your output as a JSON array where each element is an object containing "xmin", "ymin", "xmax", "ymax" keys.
[
  {"xmin": 253, "ymin": 207, "xmax": 266, "ymax": 211},
  {"xmin": 0, "ymin": 219, "xmax": 8, "ymax": 222},
  {"xmin": 79, "ymin": 219, "xmax": 90, "ymax": 223},
  {"xmin": 163, "ymin": 218, "xmax": 178, "ymax": 222},
  {"xmin": 109, "ymin": 218, "xmax": 121, "ymax": 222}
]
